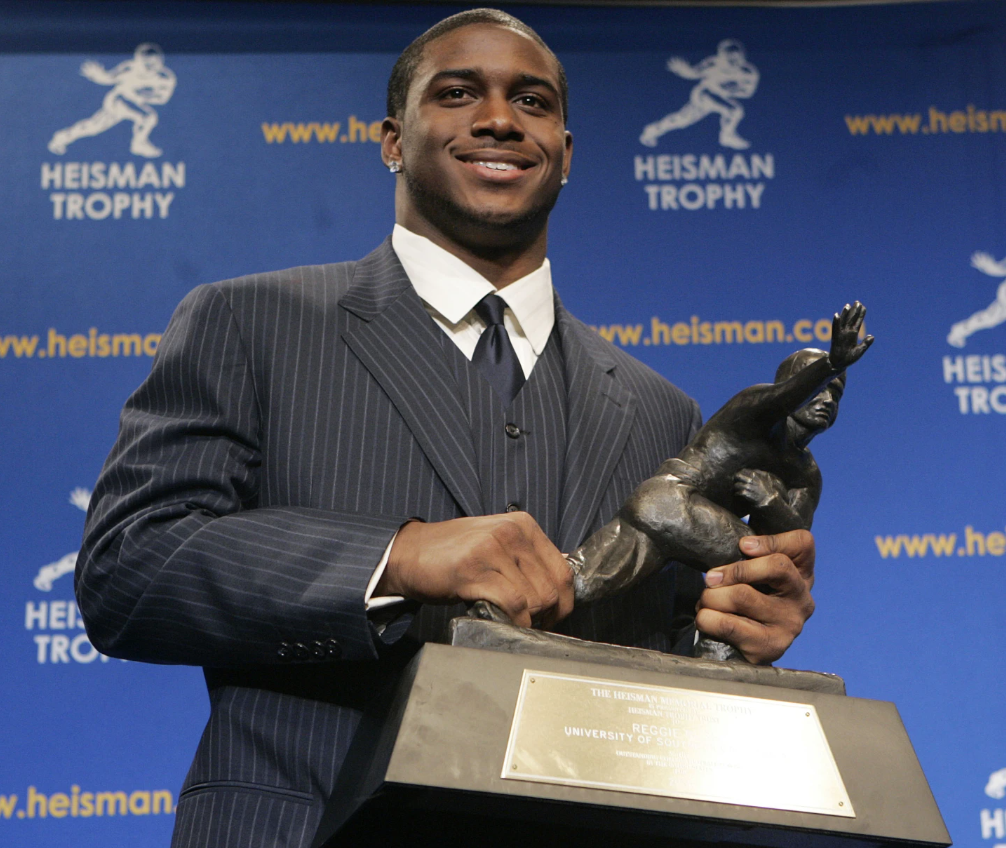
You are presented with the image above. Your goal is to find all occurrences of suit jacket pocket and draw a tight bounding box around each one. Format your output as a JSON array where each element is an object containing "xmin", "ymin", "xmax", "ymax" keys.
[{"xmin": 178, "ymin": 779, "xmax": 315, "ymax": 805}]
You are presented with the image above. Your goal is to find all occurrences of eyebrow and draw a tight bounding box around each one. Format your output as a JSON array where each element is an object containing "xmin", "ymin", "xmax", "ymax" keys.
[{"xmin": 427, "ymin": 68, "xmax": 560, "ymax": 101}]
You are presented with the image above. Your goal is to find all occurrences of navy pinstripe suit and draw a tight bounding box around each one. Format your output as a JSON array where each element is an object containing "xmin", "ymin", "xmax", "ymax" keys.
[{"xmin": 77, "ymin": 239, "xmax": 702, "ymax": 847}]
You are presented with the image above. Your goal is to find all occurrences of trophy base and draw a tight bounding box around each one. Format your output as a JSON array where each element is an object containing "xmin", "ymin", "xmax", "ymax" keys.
[{"xmin": 448, "ymin": 617, "xmax": 846, "ymax": 695}]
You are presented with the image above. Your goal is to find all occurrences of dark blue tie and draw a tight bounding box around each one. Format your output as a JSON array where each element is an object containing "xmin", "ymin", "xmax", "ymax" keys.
[{"xmin": 472, "ymin": 294, "xmax": 526, "ymax": 406}]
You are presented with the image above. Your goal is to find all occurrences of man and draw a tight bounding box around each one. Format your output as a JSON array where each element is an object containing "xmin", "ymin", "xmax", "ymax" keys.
[{"xmin": 77, "ymin": 10, "xmax": 815, "ymax": 847}]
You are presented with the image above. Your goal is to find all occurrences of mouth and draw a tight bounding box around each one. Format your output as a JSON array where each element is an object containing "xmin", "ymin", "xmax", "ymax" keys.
[{"xmin": 455, "ymin": 150, "xmax": 537, "ymax": 182}]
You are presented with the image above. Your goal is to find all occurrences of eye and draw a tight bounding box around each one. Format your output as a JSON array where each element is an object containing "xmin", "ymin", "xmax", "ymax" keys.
[
  {"xmin": 440, "ymin": 87, "xmax": 472, "ymax": 103},
  {"xmin": 515, "ymin": 93, "xmax": 546, "ymax": 109}
]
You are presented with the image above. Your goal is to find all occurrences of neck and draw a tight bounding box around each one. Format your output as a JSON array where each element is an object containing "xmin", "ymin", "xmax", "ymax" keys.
[
  {"xmin": 396, "ymin": 213, "xmax": 548, "ymax": 289},
  {"xmin": 786, "ymin": 418, "xmax": 815, "ymax": 449}
]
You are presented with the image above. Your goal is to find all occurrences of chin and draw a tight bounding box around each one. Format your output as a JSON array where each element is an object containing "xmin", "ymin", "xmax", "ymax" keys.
[{"xmin": 406, "ymin": 171, "xmax": 560, "ymax": 239}]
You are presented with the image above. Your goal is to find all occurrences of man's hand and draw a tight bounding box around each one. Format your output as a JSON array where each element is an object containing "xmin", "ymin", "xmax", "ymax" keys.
[
  {"xmin": 377, "ymin": 513, "xmax": 575, "ymax": 629},
  {"xmin": 695, "ymin": 529, "xmax": 815, "ymax": 665}
]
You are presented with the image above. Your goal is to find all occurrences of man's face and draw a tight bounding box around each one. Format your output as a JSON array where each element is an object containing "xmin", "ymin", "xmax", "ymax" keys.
[
  {"xmin": 384, "ymin": 24, "xmax": 572, "ymax": 249},
  {"xmin": 792, "ymin": 377, "xmax": 844, "ymax": 433}
]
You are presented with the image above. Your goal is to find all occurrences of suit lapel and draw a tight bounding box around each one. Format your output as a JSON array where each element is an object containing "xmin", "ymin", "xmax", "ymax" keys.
[
  {"xmin": 340, "ymin": 240, "xmax": 483, "ymax": 518},
  {"xmin": 556, "ymin": 302, "xmax": 637, "ymax": 552}
]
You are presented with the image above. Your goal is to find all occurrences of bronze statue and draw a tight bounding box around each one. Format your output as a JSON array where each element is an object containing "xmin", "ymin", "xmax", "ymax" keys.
[{"xmin": 472, "ymin": 302, "xmax": 873, "ymax": 659}]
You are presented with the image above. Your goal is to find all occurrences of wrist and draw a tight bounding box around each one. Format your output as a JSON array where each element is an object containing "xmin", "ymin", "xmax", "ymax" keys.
[{"xmin": 381, "ymin": 518, "xmax": 424, "ymax": 597}]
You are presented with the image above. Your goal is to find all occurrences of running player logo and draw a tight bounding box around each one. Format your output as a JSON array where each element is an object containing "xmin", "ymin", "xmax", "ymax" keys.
[
  {"xmin": 640, "ymin": 39, "xmax": 759, "ymax": 150},
  {"xmin": 31, "ymin": 489, "xmax": 90, "ymax": 592},
  {"xmin": 987, "ymin": 768, "xmax": 1006, "ymax": 799},
  {"xmin": 48, "ymin": 43, "xmax": 176, "ymax": 159},
  {"xmin": 947, "ymin": 251, "xmax": 1006, "ymax": 347}
]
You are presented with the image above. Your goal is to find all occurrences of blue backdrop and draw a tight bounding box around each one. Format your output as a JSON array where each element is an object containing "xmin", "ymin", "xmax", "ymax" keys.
[{"xmin": 2, "ymin": 1, "xmax": 1005, "ymax": 845}]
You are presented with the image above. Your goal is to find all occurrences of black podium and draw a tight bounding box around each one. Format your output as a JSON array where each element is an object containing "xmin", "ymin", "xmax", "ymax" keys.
[{"xmin": 313, "ymin": 622, "xmax": 950, "ymax": 848}]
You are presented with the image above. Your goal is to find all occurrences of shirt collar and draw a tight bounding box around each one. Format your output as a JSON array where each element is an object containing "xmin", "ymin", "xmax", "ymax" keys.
[{"xmin": 391, "ymin": 224, "xmax": 555, "ymax": 356}]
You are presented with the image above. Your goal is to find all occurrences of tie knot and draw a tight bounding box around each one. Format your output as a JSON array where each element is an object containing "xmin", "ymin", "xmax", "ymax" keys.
[{"xmin": 474, "ymin": 293, "xmax": 507, "ymax": 327}]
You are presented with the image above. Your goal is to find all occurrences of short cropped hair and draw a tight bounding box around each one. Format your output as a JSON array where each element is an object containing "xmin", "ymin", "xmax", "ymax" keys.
[{"xmin": 386, "ymin": 8, "xmax": 568, "ymax": 124}]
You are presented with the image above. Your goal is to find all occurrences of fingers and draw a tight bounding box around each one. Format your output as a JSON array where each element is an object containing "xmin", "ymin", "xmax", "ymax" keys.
[
  {"xmin": 739, "ymin": 529, "xmax": 815, "ymax": 582},
  {"xmin": 384, "ymin": 513, "xmax": 574, "ymax": 629},
  {"xmin": 697, "ymin": 530, "xmax": 816, "ymax": 664},
  {"xmin": 520, "ymin": 517, "xmax": 575, "ymax": 626},
  {"xmin": 706, "ymin": 548, "xmax": 805, "ymax": 596},
  {"xmin": 457, "ymin": 569, "xmax": 536, "ymax": 629},
  {"xmin": 832, "ymin": 302, "xmax": 866, "ymax": 344},
  {"xmin": 837, "ymin": 301, "xmax": 866, "ymax": 328},
  {"xmin": 694, "ymin": 608, "xmax": 783, "ymax": 665},
  {"xmin": 697, "ymin": 570, "xmax": 814, "ymax": 665}
]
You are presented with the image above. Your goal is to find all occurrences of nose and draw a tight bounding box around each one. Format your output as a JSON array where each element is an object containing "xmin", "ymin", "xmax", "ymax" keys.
[{"xmin": 471, "ymin": 92, "xmax": 524, "ymax": 141}]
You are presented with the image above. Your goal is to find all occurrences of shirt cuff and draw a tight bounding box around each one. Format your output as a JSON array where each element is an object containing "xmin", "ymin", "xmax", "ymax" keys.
[{"xmin": 364, "ymin": 531, "xmax": 406, "ymax": 611}]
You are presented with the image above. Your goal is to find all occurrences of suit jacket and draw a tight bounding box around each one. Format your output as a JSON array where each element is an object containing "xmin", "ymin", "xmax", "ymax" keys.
[{"xmin": 77, "ymin": 239, "xmax": 702, "ymax": 848}]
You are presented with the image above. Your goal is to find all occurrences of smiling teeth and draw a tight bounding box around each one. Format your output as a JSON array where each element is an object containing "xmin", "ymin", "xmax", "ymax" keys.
[{"xmin": 475, "ymin": 161, "xmax": 518, "ymax": 171}]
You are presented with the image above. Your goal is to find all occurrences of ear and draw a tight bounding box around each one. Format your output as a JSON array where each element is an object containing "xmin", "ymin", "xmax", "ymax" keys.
[
  {"xmin": 562, "ymin": 129, "xmax": 573, "ymax": 182},
  {"xmin": 381, "ymin": 117, "xmax": 403, "ymax": 168}
]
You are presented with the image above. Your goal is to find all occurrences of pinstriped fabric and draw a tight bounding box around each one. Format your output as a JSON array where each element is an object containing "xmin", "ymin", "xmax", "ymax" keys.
[
  {"xmin": 171, "ymin": 685, "xmax": 363, "ymax": 847},
  {"xmin": 176, "ymin": 685, "xmax": 362, "ymax": 798},
  {"xmin": 172, "ymin": 791, "xmax": 315, "ymax": 848},
  {"xmin": 403, "ymin": 327, "xmax": 570, "ymax": 645},
  {"xmin": 448, "ymin": 327, "xmax": 567, "ymax": 534},
  {"xmin": 77, "ymin": 238, "xmax": 702, "ymax": 848},
  {"xmin": 549, "ymin": 304, "xmax": 706, "ymax": 652}
]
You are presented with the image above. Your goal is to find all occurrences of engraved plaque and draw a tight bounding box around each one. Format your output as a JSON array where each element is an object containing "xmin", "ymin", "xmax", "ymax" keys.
[{"xmin": 502, "ymin": 670, "xmax": 854, "ymax": 817}]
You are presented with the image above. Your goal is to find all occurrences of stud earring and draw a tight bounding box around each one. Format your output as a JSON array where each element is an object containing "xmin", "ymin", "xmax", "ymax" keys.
[
  {"xmin": 388, "ymin": 161, "xmax": 402, "ymax": 174},
  {"xmin": 560, "ymin": 175, "xmax": 568, "ymax": 186}
]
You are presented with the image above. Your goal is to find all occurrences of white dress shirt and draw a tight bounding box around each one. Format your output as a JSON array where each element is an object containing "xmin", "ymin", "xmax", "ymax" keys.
[{"xmin": 364, "ymin": 224, "xmax": 557, "ymax": 610}]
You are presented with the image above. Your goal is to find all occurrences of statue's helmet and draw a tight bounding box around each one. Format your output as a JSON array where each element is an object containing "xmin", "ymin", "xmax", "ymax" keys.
[
  {"xmin": 134, "ymin": 43, "xmax": 165, "ymax": 68},
  {"xmin": 717, "ymin": 39, "xmax": 747, "ymax": 61},
  {"xmin": 776, "ymin": 348, "xmax": 846, "ymax": 433},
  {"xmin": 776, "ymin": 348, "xmax": 826, "ymax": 383}
]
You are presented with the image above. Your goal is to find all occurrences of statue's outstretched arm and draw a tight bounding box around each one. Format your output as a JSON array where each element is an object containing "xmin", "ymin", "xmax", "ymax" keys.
[{"xmin": 748, "ymin": 303, "xmax": 872, "ymax": 425}]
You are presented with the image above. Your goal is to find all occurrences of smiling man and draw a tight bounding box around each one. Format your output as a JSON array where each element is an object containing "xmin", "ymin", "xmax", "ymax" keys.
[{"xmin": 78, "ymin": 9, "xmax": 815, "ymax": 848}]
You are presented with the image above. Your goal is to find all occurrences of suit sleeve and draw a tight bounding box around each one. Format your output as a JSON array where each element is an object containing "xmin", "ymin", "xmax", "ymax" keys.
[{"xmin": 76, "ymin": 284, "xmax": 410, "ymax": 667}]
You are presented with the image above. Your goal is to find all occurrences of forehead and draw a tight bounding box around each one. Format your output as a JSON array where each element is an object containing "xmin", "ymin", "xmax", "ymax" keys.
[{"xmin": 413, "ymin": 23, "xmax": 559, "ymax": 89}]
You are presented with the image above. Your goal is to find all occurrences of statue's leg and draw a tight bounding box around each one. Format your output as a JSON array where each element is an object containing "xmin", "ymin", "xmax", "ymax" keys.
[
  {"xmin": 640, "ymin": 101, "xmax": 708, "ymax": 145},
  {"xmin": 622, "ymin": 473, "xmax": 749, "ymax": 572},
  {"xmin": 569, "ymin": 471, "xmax": 749, "ymax": 605}
]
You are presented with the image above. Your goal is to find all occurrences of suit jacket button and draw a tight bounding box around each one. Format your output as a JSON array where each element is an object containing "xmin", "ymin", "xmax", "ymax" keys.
[
  {"xmin": 504, "ymin": 423, "xmax": 521, "ymax": 439},
  {"xmin": 324, "ymin": 638, "xmax": 342, "ymax": 659},
  {"xmin": 506, "ymin": 502, "xmax": 520, "ymax": 513},
  {"xmin": 292, "ymin": 642, "xmax": 310, "ymax": 660},
  {"xmin": 311, "ymin": 641, "xmax": 327, "ymax": 660},
  {"xmin": 277, "ymin": 642, "xmax": 292, "ymax": 660}
]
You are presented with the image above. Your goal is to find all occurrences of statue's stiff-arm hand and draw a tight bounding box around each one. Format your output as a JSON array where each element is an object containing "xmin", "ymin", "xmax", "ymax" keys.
[
  {"xmin": 695, "ymin": 529, "xmax": 815, "ymax": 665},
  {"xmin": 829, "ymin": 301, "xmax": 874, "ymax": 371}
]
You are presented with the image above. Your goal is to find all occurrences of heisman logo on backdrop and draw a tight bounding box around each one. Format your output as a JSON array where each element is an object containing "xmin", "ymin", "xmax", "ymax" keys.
[
  {"xmin": 942, "ymin": 250, "xmax": 1006, "ymax": 415},
  {"xmin": 634, "ymin": 39, "xmax": 774, "ymax": 212},
  {"xmin": 40, "ymin": 43, "xmax": 185, "ymax": 221},
  {"xmin": 981, "ymin": 767, "xmax": 1006, "ymax": 843},
  {"xmin": 24, "ymin": 488, "xmax": 115, "ymax": 664}
]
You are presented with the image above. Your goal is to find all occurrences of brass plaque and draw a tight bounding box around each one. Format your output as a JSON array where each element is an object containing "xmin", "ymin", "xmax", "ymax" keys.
[{"xmin": 501, "ymin": 670, "xmax": 854, "ymax": 817}]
